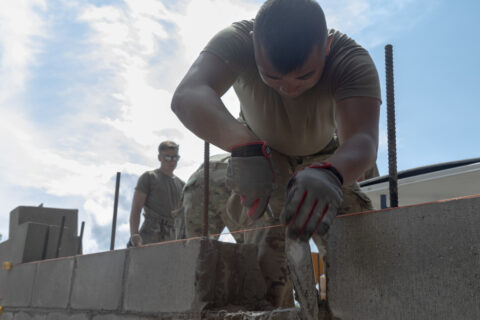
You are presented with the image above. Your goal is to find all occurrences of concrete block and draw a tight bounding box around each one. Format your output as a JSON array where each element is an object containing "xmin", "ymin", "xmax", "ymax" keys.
[
  {"xmin": 9, "ymin": 206, "xmax": 77, "ymax": 240},
  {"xmin": 0, "ymin": 312, "xmax": 14, "ymax": 320},
  {"xmin": 203, "ymin": 309, "xmax": 301, "ymax": 320},
  {"xmin": 13, "ymin": 311, "xmax": 46, "ymax": 320},
  {"xmin": 327, "ymin": 196, "xmax": 480, "ymax": 320},
  {"xmin": 46, "ymin": 312, "xmax": 89, "ymax": 320},
  {"xmin": 0, "ymin": 241, "xmax": 11, "ymax": 268},
  {"xmin": 9, "ymin": 223, "xmax": 48, "ymax": 264},
  {"xmin": 31, "ymin": 258, "xmax": 74, "ymax": 308},
  {"xmin": 71, "ymin": 250, "xmax": 126, "ymax": 310},
  {"xmin": 42, "ymin": 226, "xmax": 78, "ymax": 260},
  {"xmin": 124, "ymin": 240, "xmax": 203, "ymax": 313},
  {"xmin": 91, "ymin": 316, "xmax": 147, "ymax": 320},
  {"xmin": 213, "ymin": 241, "xmax": 267, "ymax": 309},
  {"xmin": 3, "ymin": 222, "xmax": 77, "ymax": 264},
  {"xmin": 0, "ymin": 262, "xmax": 36, "ymax": 307}
]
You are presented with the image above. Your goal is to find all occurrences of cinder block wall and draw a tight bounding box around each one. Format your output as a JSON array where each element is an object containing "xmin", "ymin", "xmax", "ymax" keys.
[{"xmin": 0, "ymin": 239, "xmax": 268, "ymax": 320}]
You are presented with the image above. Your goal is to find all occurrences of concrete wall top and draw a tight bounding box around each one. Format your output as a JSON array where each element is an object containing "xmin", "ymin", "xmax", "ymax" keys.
[{"xmin": 9, "ymin": 206, "xmax": 78, "ymax": 240}]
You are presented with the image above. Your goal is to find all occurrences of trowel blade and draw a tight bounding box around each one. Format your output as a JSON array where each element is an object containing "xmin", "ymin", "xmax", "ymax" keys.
[{"xmin": 285, "ymin": 236, "xmax": 320, "ymax": 320}]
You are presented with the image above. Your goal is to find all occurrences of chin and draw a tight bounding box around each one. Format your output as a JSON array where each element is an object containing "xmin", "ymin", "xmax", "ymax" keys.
[{"xmin": 280, "ymin": 91, "xmax": 304, "ymax": 99}]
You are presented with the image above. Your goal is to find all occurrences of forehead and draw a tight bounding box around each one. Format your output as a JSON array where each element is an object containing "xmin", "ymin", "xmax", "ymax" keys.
[
  {"xmin": 254, "ymin": 42, "xmax": 325, "ymax": 77},
  {"xmin": 160, "ymin": 148, "xmax": 178, "ymax": 155}
]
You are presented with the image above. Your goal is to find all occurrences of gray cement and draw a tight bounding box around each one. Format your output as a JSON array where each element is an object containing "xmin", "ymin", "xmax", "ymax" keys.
[{"xmin": 327, "ymin": 196, "xmax": 480, "ymax": 320}]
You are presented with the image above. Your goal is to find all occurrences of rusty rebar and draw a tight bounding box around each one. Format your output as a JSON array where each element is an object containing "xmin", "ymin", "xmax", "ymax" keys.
[
  {"xmin": 78, "ymin": 221, "xmax": 85, "ymax": 254},
  {"xmin": 203, "ymin": 141, "xmax": 210, "ymax": 237},
  {"xmin": 110, "ymin": 172, "xmax": 121, "ymax": 250},
  {"xmin": 55, "ymin": 216, "xmax": 66, "ymax": 258},
  {"xmin": 385, "ymin": 44, "xmax": 399, "ymax": 207}
]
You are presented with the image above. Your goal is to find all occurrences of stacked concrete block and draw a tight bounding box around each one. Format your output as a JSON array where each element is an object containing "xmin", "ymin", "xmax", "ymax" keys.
[
  {"xmin": 0, "ymin": 239, "xmax": 269, "ymax": 319},
  {"xmin": 0, "ymin": 206, "xmax": 80, "ymax": 265},
  {"xmin": 327, "ymin": 195, "xmax": 480, "ymax": 320},
  {"xmin": 9, "ymin": 207, "xmax": 77, "ymax": 239}
]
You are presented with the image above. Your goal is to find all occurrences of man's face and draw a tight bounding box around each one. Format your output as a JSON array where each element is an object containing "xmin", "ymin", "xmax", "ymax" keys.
[
  {"xmin": 253, "ymin": 37, "xmax": 332, "ymax": 99},
  {"xmin": 159, "ymin": 148, "xmax": 180, "ymax": 172}
]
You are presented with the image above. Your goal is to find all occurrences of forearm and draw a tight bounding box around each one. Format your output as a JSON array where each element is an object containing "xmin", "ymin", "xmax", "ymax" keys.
[
  {"xmin": 327, "ymin": 132, "xmax": 378, "ymax": 185},
  {"xmin": 129, "ymin": 205, "xmax": 142, "ymax": 235},
  {"xmin": 172, "ymin": 85, "xmax": 257, "ymax": 151}
]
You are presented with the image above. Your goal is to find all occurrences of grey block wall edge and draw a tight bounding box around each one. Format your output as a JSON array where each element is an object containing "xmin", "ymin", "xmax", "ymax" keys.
[
  {"xmin": 327, "ymin": 196, "xmax": 480, "ymax": 320},
  {"xmin": 70, "ymin": 250, "xmax": 126, "ymax": 310}
]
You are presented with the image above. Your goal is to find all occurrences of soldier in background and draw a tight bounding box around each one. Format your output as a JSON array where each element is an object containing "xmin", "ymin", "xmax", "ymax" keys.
[{"xmin": 128, "ymin": 141, "xmax": 185, "ymax": 247}]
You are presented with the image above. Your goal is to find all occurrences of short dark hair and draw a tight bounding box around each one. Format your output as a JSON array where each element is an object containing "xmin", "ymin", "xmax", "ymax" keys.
[
  {"xmin": 158, "ymin": 141, "xmax": 179, "ymax": 153},
  {"xmin": 253, "ymin": 0, "xmax": 328, "ymax": 74}
]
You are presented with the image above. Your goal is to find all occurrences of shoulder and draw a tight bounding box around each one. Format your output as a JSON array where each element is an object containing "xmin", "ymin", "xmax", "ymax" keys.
[
  {"xmin": 327, "ymin": 29, "xmax": 371, "ymax": 67},
  {"xmin": 202, "ymin": 19, "xmax": 255, "ymax": 74},
  {"xmin": 324, "ymin": 29, "xmax": 381, "ymax": 102}
]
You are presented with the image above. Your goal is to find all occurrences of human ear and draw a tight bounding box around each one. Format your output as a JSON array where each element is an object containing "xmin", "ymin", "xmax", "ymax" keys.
[{"xmin": 325, "ymin": 34, "xmax": 334, "ymax": 56}]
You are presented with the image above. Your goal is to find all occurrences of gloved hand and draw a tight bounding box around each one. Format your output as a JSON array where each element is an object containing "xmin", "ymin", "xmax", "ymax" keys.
[
  {"xmin": 281, "ymin": 162, "xmax": 343, "ymax": 241},
  {"xmin": 130, "ymin": 233, "xmax": 143, "ymax": 247},
  {"xmin": 226, "ymin": 141, "xmax": 274, "ymax": 221}
]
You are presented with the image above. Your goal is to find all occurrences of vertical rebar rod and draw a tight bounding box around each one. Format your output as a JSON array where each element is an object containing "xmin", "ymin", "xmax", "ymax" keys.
[
  {"xmin": 385, "ymin": 44, "xmax": 399, "ymax": 207},
  {"xmin": 110, "ymin": 172, "xmax": 121, "ymax": 251},
  {"xmin": 55, "ymin": 216, "xmax": 66, "ymax": 258},
  {"xmin": 77, "ymin": 221, "xmax": 85, "ymax": 254},
  {"xmin": 203, "ymin": 141, "xmax": 210, "ymax": 237},
  {"xmin": 41, "ymin": 227, "xmax": 50, "ymax": 260}
]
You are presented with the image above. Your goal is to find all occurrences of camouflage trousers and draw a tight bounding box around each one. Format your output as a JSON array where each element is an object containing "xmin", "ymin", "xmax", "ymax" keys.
[
  {"xmin": 139, "ymin": 213, "xmax": 176, "ymax": 244},
  {"xmin": 177, "ymin": 140, "xmax": 374, "ymax": 308}
]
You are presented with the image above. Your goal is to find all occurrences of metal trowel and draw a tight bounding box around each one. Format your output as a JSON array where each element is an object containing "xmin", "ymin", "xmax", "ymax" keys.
[{"xmin": 285, "ymin": 236, "xmax": 320, "ymax": 320}]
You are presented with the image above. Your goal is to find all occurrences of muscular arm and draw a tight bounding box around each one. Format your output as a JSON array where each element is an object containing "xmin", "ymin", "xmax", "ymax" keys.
[
  {"xmin": 327, "ymin": 96, "xmax": 380, "ymax": 185},
  {"xmin": 171, "ymin": 52, "xmax": 257, "ymax": 151},
  {"xmin": 129, "ymin": 190, "xmax": 147, "ymax": 235}
]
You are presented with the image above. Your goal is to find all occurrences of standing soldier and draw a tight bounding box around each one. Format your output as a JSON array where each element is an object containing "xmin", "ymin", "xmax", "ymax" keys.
[{"xmin": 128, "ymin": 141, "xmax": 185, "ymax": 247}]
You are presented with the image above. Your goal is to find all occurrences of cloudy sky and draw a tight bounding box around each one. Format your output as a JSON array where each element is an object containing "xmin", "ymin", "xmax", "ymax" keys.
[{"xmin": 0, "ymin": 0, "xmax": 478, "ymax": 253}]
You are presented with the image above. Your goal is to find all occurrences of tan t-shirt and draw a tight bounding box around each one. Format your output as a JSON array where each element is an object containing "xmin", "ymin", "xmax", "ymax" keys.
[
  {"xmin": 135, "ymin": 169, "xmax": 185, "ymax": 219},
  {"xmin": 203, "ymin": 20, "xmax": 381, "ymax": 156}
]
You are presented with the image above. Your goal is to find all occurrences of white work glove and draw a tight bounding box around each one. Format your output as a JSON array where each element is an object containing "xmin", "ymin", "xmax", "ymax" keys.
[
  {"xmin": 226, "ymin": 141, "xmax": 275, "ymax": 221},
  {"xmin": 130, "ymin": 233, "xmax": 143, "ymax": 247},
  {"xmin": 281, "ymin": 162, "xmax": 343, "ymax": 241}
]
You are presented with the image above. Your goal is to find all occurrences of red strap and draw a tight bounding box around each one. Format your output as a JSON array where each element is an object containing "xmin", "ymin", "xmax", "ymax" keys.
[{"xmin": 297, "ymin": 199, "xmax": 319, "ymax": 239}]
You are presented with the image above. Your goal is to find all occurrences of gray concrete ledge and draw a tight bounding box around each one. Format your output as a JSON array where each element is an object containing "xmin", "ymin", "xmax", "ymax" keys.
[{"xmin": 327, "ymin": 195, "xmax": 480, "ymax": 320}]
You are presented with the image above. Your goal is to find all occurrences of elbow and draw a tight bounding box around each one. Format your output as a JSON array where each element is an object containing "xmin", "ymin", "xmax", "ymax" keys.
[{"xmin": 171, "ymin": 88, "xmax": 186, "ymax": 118}]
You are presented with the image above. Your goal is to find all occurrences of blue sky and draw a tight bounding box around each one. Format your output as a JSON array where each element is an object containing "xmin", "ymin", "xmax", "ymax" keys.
[{"xmin": 0, "ymin": 0, "xmax": 478, "ymax": 252}]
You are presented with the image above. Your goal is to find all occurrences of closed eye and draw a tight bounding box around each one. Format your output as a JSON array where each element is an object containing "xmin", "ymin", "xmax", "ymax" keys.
[
  {"xmin": 264, "ymin": 73, "xmax": 280, "ymax": 80},
  {"xmin": 296, "ymin": 71, "xmax": 315, "ymax": 80}
]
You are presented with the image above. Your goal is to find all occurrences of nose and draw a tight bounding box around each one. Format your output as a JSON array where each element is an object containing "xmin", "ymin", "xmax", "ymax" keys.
[{"xmin": 279, "ymin": 85, "xmax": 298, "ymax": 96}]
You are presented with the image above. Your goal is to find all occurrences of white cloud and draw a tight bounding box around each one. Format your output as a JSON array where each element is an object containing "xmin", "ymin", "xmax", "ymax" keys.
[
  {"xmin": 0, "ymin": 0, "xmax": 436, "ymax": 253},
  {"xmin": 0, "ymin": 0, "xmax": 46, "ymax": 102}
]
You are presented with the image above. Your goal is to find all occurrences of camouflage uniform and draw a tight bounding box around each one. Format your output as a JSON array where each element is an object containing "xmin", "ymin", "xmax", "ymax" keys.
[
  {"xmin": 130, "ymin": 168, "xmax": 184, "ymax": 247},
  {"xmin": 139, "ymin": 207, "xmax": 177, "ymax": 243},
  {"xmin": 175, "ymin": 154, "xmax": 244, "ymax": 244},
  {"xmin": 180, "ymin": 139, "xmax": 374, "ymax": 307}
]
